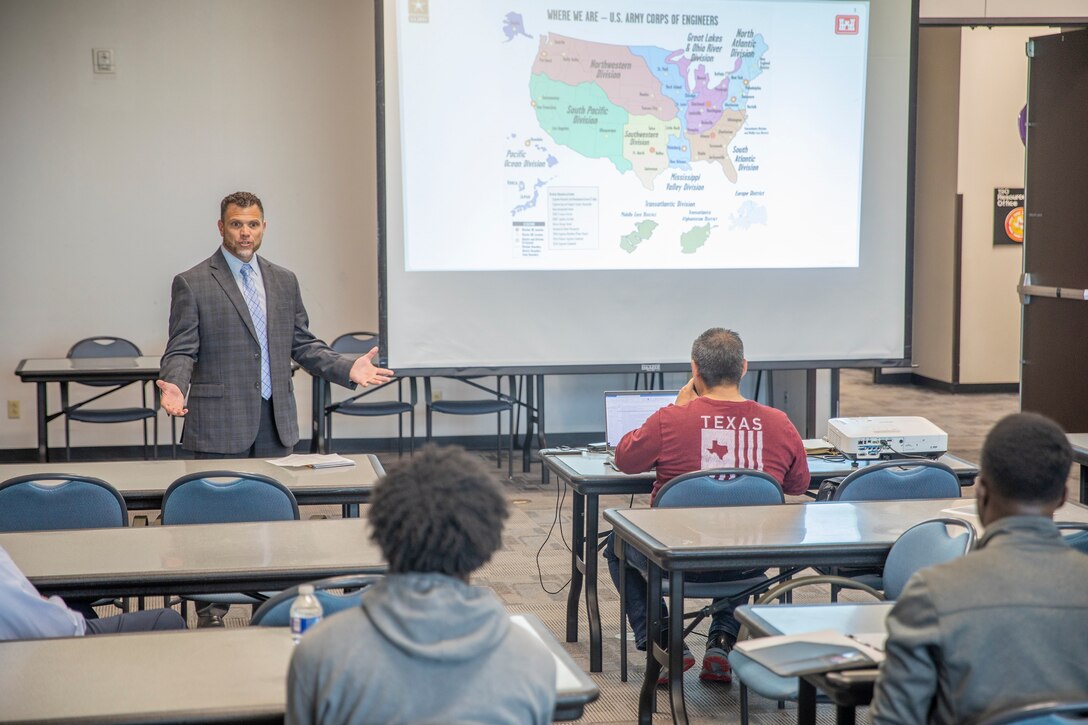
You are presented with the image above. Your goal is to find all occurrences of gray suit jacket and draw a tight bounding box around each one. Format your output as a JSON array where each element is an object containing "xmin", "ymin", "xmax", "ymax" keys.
[
  {"xmin": 160, "ymin": 249, "xmax": 355, "ymax": 454},
  {"xmin": 871, "ymin": 515, "xmax": 1088, "ymax": 725}
]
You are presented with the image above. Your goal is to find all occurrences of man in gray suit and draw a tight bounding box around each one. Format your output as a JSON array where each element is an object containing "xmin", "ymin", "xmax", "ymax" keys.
[
  {"xmin": 157, "ymin": 190, "xmax": 392, "ymax": 457},
  {"xmin": 871, "ymin": 412, "xmax": 1088, "ymax": 724}
]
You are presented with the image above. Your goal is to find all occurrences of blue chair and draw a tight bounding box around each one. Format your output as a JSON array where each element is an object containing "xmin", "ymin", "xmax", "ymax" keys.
[
  {"xmin": 425, "ymin": 376, "xmax": 516, "ymax": 476},
  {"xmin": 250, "ymin": 574, "xmax": 384, "ymax": 626},
  {"xmin": 831, "ymin": 459, "xmax": 962, "ymax": 501},
  {"xmin": 618, "ymin": 468, "xmax": 788, "ymax": 681},
  {"xmin": 826, "ymin": 459, "xmax": 962, "ymax": 599},
  {"xmin": 161, "ymin": 471, "xmax": 300, "ymax": 615},
  {"xmin": 323, "ymin": 332, "xmax": 417, "ymax": 457},
  {"xmin": 729, "ymin": 517, "xmax": 976, "ymax": 725},
  {"xmin": 0, "ymin": 474, "xmax": 128, "ymax": 531},
  {"xmin": 1058, "ymin": 522, "xmax": 1088, "ymax": 554},
  {"xmin": 0, "ymin": 474, "xmax": 130, "ymax": 613},
  {"xmin": 973, "ymin": 701, "xmax": 1088, "ymax": 725},
  {"xmin": 62, "ymin": 337, "xmax": 168, "ymax": 461}
]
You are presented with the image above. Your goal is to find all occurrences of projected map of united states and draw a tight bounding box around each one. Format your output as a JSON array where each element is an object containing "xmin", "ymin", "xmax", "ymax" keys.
[{"xmin": 529, "ymin": 32, "xmax": 768, "ymax": 190}]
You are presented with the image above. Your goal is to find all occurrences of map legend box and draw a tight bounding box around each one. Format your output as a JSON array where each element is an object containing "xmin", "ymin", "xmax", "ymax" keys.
[
  {"xmin": 548, "ymin": 187, "xmax": 599, "ymax": 250},
  {"xmin": 512, "ymin": 221, "xmax": 545, "ymax": 257}
]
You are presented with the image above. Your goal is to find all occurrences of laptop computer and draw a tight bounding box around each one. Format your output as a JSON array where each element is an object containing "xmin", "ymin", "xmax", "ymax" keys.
[{"xmin": 603, "ymin": 390, "xmax": 679, "ymax": 454}]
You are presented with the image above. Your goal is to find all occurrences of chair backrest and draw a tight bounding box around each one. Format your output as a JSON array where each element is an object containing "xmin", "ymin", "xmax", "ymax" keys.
[
  {"xmin": 654, "ymin": 468, "xmax": 785, "ymax": 509},
  {"xmin": 0, "ymin": 474, "xmax": 128, "ymax": 531},
  {"xmin": 330, "ymin": 331, "xmax": 379, "ymax": 355},
  {"xmin": 1057, "ymin": 522, "xmax": 1088, "ymax": 555},
  {"xmin": 161, "ymin": 471, "xmax": 299, "ymax": 525},
  {"xmin": 973, "ymin": 700, "xmax": 1088, "ymax": 725},
  {"xmin": 832, "ymin": 459, "xmax": 961, "ymax": 501},
  {"xmin": 67, "ymin": 337, "xmax": 142, "ymax": 359},
  {"xmin": 881, "ymin": 517, "xmax": 975, "ymax": 599},
  {"xmin": 250, "ymin": 574, "xmax": 384, "ymax": 626}
]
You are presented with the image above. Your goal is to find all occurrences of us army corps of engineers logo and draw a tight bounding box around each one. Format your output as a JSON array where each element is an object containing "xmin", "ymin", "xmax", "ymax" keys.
[{"xmin": 409, "ymin": 0, "xmax": 428, "ymax": 23}]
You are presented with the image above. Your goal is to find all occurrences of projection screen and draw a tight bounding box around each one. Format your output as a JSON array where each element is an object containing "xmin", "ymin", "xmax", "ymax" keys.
[{"xmin": 378, "ymin": 0, "xmax": 917, "ymax": 373}]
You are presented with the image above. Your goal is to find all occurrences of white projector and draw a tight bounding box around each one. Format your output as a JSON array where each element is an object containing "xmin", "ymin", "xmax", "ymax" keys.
[{"xmin": 825, "ymin": 417, "xmax": 948, "ymax": 460}]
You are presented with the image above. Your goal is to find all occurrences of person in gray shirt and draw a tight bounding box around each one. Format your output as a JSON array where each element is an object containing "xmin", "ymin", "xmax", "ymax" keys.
[
  {"xmin": 286, "ymin": 445, "xmax": 556, "ymax": 725},
  {"xmin": 871, "ymin": 412, "xmax": 1088, "ymax": 724}
]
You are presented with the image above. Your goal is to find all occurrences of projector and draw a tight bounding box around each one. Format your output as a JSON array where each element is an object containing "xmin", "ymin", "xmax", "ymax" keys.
[{"xmin": 825, "ymin": 417, "xmax": 948, "ymax": 460}]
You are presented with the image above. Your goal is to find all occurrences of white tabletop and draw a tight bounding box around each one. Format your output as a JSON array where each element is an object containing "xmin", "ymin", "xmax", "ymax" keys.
[
  {"xmin": 0, "ymin": 614, "xmax": 597, "ymax": 724},
  {"xmin": 1, "ymin": 518, "xmax": 385, "ymax": 598},
  {"xmin": 605, "ymin": 498, "xmax": 1088, "ymax": 570},
  {"xmin": 0, "ymin": 455, "xmax": 383, "ymax": 508}
]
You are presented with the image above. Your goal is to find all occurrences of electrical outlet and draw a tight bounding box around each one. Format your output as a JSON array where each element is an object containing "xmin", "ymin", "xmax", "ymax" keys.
[
  {"xmin": 7, "ymin": 400, "xmax": 19, "ymax": 419},
  {"xmin": 431, "ymin": 391, "xmax": 443, "ymax": 402}
]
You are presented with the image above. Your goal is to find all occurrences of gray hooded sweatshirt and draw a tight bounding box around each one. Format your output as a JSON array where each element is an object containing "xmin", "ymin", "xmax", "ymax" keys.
[{"xmin": 286, "ymin": 573, "xmax": 556, "ymax": 725}]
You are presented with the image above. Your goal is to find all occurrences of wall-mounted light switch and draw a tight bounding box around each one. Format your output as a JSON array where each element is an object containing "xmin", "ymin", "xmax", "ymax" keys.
[{"xmin": 93, "ymin": 48, "xmax": 115, "ymax": 74}]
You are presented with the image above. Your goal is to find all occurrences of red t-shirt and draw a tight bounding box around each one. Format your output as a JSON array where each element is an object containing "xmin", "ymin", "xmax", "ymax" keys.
[{"xmin": 614, "ymin": 397, "xmax": 810, "ymax": 500}]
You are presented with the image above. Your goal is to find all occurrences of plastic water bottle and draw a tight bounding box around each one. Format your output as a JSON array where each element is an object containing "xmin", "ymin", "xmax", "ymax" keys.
[{"xmin": 289, "ymin": 584, "xmax": 323, "ymax": 644}]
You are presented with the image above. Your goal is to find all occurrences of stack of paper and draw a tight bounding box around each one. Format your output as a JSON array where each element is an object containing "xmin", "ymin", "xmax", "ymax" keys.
[{"xmin": 266, "ymin": 454, "xmax": 356, "ymax": 469}]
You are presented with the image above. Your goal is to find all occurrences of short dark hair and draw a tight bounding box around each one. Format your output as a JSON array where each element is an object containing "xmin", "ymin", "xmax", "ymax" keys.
[
  {"xmin": 220, "ymin": 191, "xmax": 264, "ymax": 220},
  {"xmin": 367, "ymin": 445, "xmax": 509, "ymax": 576},
  {"xmin": 691, "ymin": 328, "xmax": 745, "ymax": 387},
  {"xmin": 981, "ymin": 412, "xmax": 1071, "ymax": 503}
]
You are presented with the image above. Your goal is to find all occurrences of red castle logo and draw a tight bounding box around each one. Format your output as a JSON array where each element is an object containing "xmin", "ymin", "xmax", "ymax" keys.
[{"xmin": 835, "ymin": 15, "xmax": 859, "ymax": 35}]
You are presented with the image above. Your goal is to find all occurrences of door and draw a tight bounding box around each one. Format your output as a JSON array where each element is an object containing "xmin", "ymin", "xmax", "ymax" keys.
[{"xmin": 1020, "ymin": 29, "xmax": 1088, "ymax": 432}]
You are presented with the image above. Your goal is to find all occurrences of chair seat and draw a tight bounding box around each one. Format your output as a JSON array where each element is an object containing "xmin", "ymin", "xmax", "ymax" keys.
[
  {"xmin": 334, "ymin": 401, "xmax": 414, "ymax": 417},
  {"xmin": 68, "ymin": 407, "xmax": 156, "ymax": 424},
  {"xmin": 430, "ymin": 399, "xmax": 512, "ymax": 415}
]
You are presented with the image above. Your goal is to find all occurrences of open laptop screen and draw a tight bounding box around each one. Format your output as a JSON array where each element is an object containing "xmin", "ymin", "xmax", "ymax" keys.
[{"xmin": 604, "ymin": 391, "xmax": 679, "ymax": 449}]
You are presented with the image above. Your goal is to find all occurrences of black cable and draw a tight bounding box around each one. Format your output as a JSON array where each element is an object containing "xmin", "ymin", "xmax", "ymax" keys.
[{"xmin": 535, "ymin": 460, "xmax": 572, "ymax": 595}]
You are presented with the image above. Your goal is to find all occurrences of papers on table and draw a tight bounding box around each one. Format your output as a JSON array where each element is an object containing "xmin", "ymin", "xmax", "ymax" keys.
[
  {"xmin": 803, "ymin": 438, "xmax": 838, "ymax": 455},
  {"xmin": 734, "ymin": 629, "xmax": 884, "ymax": 676},
  {"xmin": 267, "ymin": 454, "xmax": 356, "ymax": 469}
]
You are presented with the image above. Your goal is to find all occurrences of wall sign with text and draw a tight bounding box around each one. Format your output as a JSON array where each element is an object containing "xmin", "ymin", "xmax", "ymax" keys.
[{"xmin": 994, "ymin": 187, "xmax": 1024, "ymax": 245}]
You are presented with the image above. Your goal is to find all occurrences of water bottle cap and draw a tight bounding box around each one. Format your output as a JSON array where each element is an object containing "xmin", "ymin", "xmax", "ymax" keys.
[{"xmin": 299, "ymin": 584, "xmax": 315, "ymax": 595}]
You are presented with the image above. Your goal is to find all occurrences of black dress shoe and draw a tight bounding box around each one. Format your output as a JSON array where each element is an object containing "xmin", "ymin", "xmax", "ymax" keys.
[{"xmin": 196, "ymin": 613, "xmax": 225, "ymax": 628}]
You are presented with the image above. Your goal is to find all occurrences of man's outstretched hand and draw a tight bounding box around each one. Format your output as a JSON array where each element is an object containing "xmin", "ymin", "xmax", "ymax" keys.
[
  {"xmin": 156, "ymin": 380, "xmax": 188, "ymax": 417},
  {"xmin": 350, "ymin": 347, "xmax": 395, "ymax": 387}
]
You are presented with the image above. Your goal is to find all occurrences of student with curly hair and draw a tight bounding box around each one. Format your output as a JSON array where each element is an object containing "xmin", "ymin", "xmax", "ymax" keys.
[{"xmin": 286, "ymin": 445, "xmax": 556, "ymax": 725}]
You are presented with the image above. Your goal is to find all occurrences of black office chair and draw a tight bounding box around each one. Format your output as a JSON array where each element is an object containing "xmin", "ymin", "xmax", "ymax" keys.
[
  {"xmin": 62, "ymin": 337, "xmax": 170, "ymax": 460},
  {"xmin": 425, "ymin": 376, "xmax": 516, "ymax": 476},
  {"xmin": 324, "ymin": 332, "xmax": 417, "ymax": 456}
]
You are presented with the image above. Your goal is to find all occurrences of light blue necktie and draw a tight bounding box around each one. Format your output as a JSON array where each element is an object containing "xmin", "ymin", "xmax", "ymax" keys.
[{"xmin": 240, "ymin": 263, "xmax": 272, "ymax": 400}]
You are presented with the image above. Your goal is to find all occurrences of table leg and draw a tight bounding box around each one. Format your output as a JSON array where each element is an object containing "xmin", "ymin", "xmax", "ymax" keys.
[
  {"xmin": 310, "ymin": 377, "xmax": 324, "ymax": 454},
  {"xmin": 836, "ymin": 704, "xmax": 857, "ymax": 725},
  {"xmin": 667, "ymin": 569, "xmax": 689, "ymax": 724},
  {"xmin": 585, "ymin": 492, "xmax": 602, "ymax": 672},
  {"xmin": 798, "ymin": 679, "xmax": 818, "ymax": 725},
  {"xmin": 522, "ymin": 375, "xmax": 534, "ymax": 473},
  {"xmin": 341, "ymin": 503, "xmax": 359, "ymax": 518},
  {"xmin": 36, "ymin": 382, "xmax": 48, "ymax": 462},
  {"xmin": 565, "ymin": 488, "xmax": 585, "ymax": 644},
  {"xmin": 639, "ymin": 562, "xmax": 664, "ymax": 725},
  {"xmin": 537, "ymin": 376, "xmax": 550, "ymax": 485}
]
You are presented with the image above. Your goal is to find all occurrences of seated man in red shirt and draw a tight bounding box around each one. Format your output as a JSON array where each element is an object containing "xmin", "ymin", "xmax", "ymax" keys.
[{"xmin": 604, "ymin": 328, "xmax": 809, "ymax": 683}]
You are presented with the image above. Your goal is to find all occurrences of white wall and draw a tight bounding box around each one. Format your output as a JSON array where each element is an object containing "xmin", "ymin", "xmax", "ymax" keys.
[
  {"xmin": 956, "ymin": 26, "xmax": 1048, "ymax": 384},
  {"xmin": 0, "ymin": 0, "xmax": 384, "ymax": 449},
  {"xmin": 0, "ymin": 0, "xmax": 677, "ymax": 450}
]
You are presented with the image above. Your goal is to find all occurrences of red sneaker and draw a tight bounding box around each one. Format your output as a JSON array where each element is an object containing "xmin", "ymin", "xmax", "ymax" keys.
[
  {"xmin": 656, "ymin": 646, "xmax": 695, "ymax": 685},
  {"xmin": 699, "ymin": 641, "xmax": 733, "ymax": 683}
]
